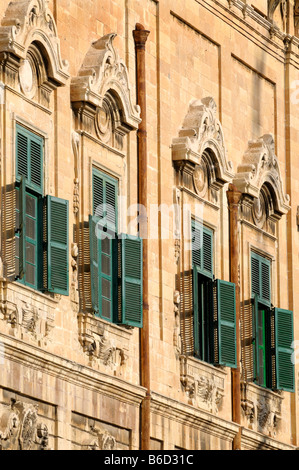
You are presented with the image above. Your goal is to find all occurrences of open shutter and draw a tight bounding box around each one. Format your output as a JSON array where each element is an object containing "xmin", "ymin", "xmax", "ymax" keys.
[
  {"xmin": 47, "ymin": 196, "xmax": 69, "ymax": 295},
  {"xmin": 18, "ymin": 176, "xmax": 26, "ymax": 280},
  {"xmin": 274, "ymin": 308, "xmax": 295, "ymax": 392},
  {"xmin": 215, "ymin": 279, "xmax": 237, "ymax": 368},
  {"xmin": 193, "ymin": 266, "xmax": 200, "ymax": 357},
  {"xmin": 89, "ymin": 215, "xmax": 100, "ymax": 315},
  {"xmin": 119, "ymin": 234, "xmax": 143, "ymax": 328}
]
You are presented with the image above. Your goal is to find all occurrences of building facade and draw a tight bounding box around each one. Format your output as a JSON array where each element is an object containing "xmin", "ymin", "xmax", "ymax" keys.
[{"xmin": 0, "ymin": 0, "xmax": 298, "ymax": 451}]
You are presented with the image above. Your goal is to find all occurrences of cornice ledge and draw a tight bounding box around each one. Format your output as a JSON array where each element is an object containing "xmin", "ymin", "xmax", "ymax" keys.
[
  {"xmin": 241, "ymin": 427, "xmax": 296, "ymax": 451},
  {"xmin": 0, "ymin": 332, "xmax": 146, "ymax": 407},
  {"xmin": 150, "ymin": 391, "xmax": 240, "ymax": 442}
]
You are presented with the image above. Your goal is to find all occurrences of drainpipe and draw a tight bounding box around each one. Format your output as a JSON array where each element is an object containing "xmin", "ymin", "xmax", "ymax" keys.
[
  {"xmin": 227, "ymin": 184, "xmax": 242, "ymax": 450},
  {"xmin": 133, "ymin": 23, "xmax": 151, "ymax": 451}
]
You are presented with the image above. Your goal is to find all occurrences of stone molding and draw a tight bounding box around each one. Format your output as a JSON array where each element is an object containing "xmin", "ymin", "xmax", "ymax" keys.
[
  {"xmin": 0, "ymin": 400, "xmax": 50, "ymax": 450},
  {"xmin": 233, "ymin": 134, "xmax": 290, "ymax": 219},
  {"xmin": 71, "ymin": 33, "xmax": 141, "ymax": 139},
  {"xmin": 180, "ymin": 355, "xmax": 227, "ymax": 415},
  {"xmin": 172, "ymin": 97, "xmax": 234, "ymax": 190},
  {"xmin": 0, "ymin": 0, "xmax": 69, "ymax": 90}
]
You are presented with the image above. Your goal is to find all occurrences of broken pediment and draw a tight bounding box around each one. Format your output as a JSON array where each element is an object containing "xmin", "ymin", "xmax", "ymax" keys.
[
  {"xmin": 71, "ymin": 33, "xmax": 141, "ymax": 142},
  {"xmin": 0, "ymin": 0, "xmax": 69, "ymax": 99},
  {"xmin": 233, "ymin": 134, "xmax": 290, "ymax": 219},
  {"xmin": 172, "ymin": 97, "xmax": 234, "ymax": 190}
]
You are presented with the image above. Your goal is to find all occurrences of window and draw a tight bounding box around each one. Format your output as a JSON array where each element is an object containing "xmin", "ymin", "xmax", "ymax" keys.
[
  {"xmin": 251, "ymin": 251, "xmax": 294, "ymax": 392},
  {"xmin": 90, "ymin": 168, "xmax": 143, "ymax": 327},
  {"xmin": 192, "ymin": 220, "xmax": 237, "ymax": 368},
  {"xmin": 15, "ymin": 124, "xmax": 69, "ymax": 295}
]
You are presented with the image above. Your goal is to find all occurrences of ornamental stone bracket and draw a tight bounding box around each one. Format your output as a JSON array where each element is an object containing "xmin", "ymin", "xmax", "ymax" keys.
[
  {"xmin": 71, "ymin": 33, "xmax": 141, "ymax": 149},
  {"xmin": 0, "ymin": 0, "xmax": 69, "ymax": 95},
  {"xmin": 78, "ymin": 312, "xmax": 131, "ymax": 375},
  {"xmin": 233, "ymin": 134, "xmax": 290, "ymax": 220},
  {"xmin": 172, "ymin": 97, "xmax": 234, "ymax": 192},
  {"xmin": 180, "ymin": 355, "xmax": 227, "ymax": 415},
  {"xmin": 241, "ymin": 381, "xmax": 283, "ymax": 438},
  {"xmin": 0, "ymin": 400, "xmax": 50, "ymax": 451}
]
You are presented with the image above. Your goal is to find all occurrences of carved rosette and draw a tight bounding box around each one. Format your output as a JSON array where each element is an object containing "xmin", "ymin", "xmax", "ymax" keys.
[
  {"xmin": 233, "ymin": 134, "xmax": 290, "ymax": 223},
  {"xmin": 0, "ymin": 0, "xmax": 69, "ymax": 99},
  {"xmin": 0, "ymin": 401, "xmax": 50, "ymax": 451}
]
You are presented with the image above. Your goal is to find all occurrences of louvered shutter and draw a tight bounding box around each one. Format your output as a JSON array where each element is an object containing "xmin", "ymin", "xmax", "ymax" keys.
[
  {"xmin": 16, "ymin": 125, "xmax": 43, "ymax": 194},
  {"xmin": 192, "ymin": 221, "xmax": 213, "ymax": 279},
  {"xmin": 274, "ymin": 308, "xmax": 295, "ymax": 392},
  {"xmin": 18, "ymin": 176, "xmax": 26, "ymax": 280},
  {"xmin": 119, "ymin": 234, "xmax": 143, "ymax": 328},
  {"xmin": 251, "ymin": 252, "xmax": 271, "ymax": 307},
  {"xmin": 215, "ymin": 279, "xmax": 237, "ymax": 368},
  {"xmin": 89, "ymin": 215, "xmax": 100, "ymax": 315},
  {"xmin": 93, "ymin": 169, "xmax": 118, "ymax": 234},
  {"xmin": 46, "ymin": 196, "xmax": 69, "ymax": 295},
  {"xmin": 193, "ymin": 266, "xmax": 200, "ymax": 357}
]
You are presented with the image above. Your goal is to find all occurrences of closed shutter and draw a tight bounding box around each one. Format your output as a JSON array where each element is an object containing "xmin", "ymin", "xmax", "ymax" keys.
[
  {"xmin": 215, "ymin": 279, "xmax": 237, "ymax": 368},
  {"xmin": 119, "ymin": 234, "xmax": 143, "ymax": 328},
  {"xmin": 18, "ymin": 176, "xmax": 26, "ymax": 280},
  {"xmin": 192, "ymin": 221, "xmax": 213, "ymax": 279},
  {"xmin": 274, "ymin": 308, "xmax": 295, "ymax": 392},
  {"xmin": 46, "ymin": 196, "xmax": 69, "ymax": 295},
  {"xmin": 251, "ymin": 252, "xmax": 271, "ymax": 307},
  {"xmin": 16, "ymin": 125, "xmax": 43, "ymax": 194},
  {"xmin": 93, "ymin": 169, "xmax": 118, "ymax": 234}
]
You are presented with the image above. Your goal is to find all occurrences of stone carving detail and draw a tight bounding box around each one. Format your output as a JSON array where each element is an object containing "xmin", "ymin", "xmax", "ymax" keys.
[
  {"xmin": 0, "ymin": 400, "xmax": 50, "ymax": 450},
  {"xmin": 0, "ymin": 0, "xmax": 69, "ymax": 94},
  {"xmin": 234, "ymin": 134, "xmax": 290, "ymax": 220},
  {"xmin": 172, "ymin": 97, "xmax": 233, "ymax": 193},
  {"xmin": 174, "ymin": 188, "xmax": 181, "ymax": 264},
  {"xmin": 241, "ymin": 382, "xmax": 283, "ymax": 438},
  {"xmin": 78, "ymin": 313, "xmax": 131, "ymax": 374},
  {"xmin": 83, "ymin": 426, "xmax": 117, "ymax": 451},
  {"xmin": 180, "ymin": 356, "xmax": 226, "ymax": 414},
  {"xmin": 0, "ymin": 294, "xmax": 54, "ymax": 344},
  {"xmin": 71, "ymin": 33, "xmax": 141, "ymax": 144}
]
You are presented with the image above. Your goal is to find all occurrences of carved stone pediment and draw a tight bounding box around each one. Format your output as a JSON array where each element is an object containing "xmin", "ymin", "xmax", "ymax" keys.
[
  {"xmin": 180, "ymin": 355, "xmax": 227, "ymax": 414},
  {"xmin": 233, "ymin": 134, "xmax": 290, "ymax": 219},
  {"xmin": 172, "ymin": 97, "xmax": 234, "ymax": 190},
  {"xmin": 0, "ymin": 0, "xmax": 69, "ymax": 92},
  {"xmin": 241, "ymin": 382, "xmax": 283, "ymax": 438},
  {"xmin": 0, "ymin": 400, "xmax": 50, "ymax": 450},
  {"xmin": 71, "ymin": 33, "xmax": 141, "ymax": 146}
]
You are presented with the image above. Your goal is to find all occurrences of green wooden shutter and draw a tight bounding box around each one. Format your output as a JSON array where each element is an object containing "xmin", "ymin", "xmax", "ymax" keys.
[
  {"xmin": 93, "ymin": 169, "xmax": 118, "ymax": 234},
  {"xmin": 274, "ymin": 308, "xmax": 295, "ymax": 392},
  {"xmin": 193, "ymin": 266, "xmax": 200, "ymax": 357},
  {"xmin": 192, "ymin": 221, "xmax": 213, "ymax": 279},
  {"xmin": 18, "ymin": 176, "xmax": 26, "ymax": 280},
  {"xmin": 119, "ymin": 234, "xmax": 143, "ymax": 328},
  {"xmin": 47, "ymin": 196, "xmax": 69, "ymax": 295},
  {"xmin": 89, "ymin": 215, "xmax": 100, "ymax": 315},
  {"xmin": 251, "ymin": 252, "xmax": 271, "ymax": 307},
  {"xmin": 215, "ymin": 279, "xmax": 237, "ymax": 368},
  {"xmin": 16, "ymin": 125, "xmax": 43, "ymax": 194}
]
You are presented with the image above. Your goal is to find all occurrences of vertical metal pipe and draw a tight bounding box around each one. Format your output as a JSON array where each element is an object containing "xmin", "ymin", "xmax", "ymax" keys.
[
  {"xmin": 227, "ymin": 183, "xmax": 242, "ymax": 450},
  {"xmin": 133, "ymin": 23, "xmax": 151, "ymax": 451}
]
